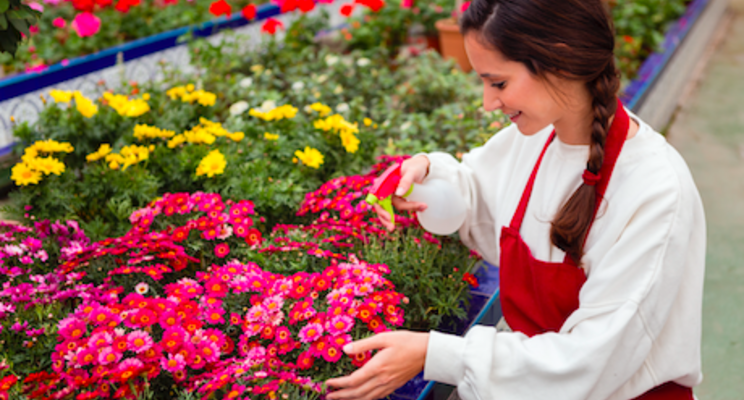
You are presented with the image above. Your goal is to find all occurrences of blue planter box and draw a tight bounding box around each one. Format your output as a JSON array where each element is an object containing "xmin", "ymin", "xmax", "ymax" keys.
[{"xmin": 391, "ymin": 261, "xmax": 502, "ymax": 400}]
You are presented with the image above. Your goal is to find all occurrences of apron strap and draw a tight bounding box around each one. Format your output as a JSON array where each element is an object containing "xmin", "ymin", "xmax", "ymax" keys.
[{"xmin": 509, "ymin": 130, "xmax": 557, "ymax": 229}]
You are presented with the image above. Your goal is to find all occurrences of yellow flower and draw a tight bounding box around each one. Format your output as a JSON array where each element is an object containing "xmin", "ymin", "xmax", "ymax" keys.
[
  {"xmin": 340, "ymin": 131, "xmax": 360, "ymax": 154},
  {"xmin": 196, "ymin": 149, "xmax": 227, "ymax": 177},
  {"xmin": 249, "ymin": 104, "xmax": 298, "ymax": 122},
  {"xmin": 363, "ymin": 118, "xmax": 372, "ymax": 127},
  {"xmin": 28, "ymin": 156, "xmax": 66, "ymax": 175},
  {"xmin": 103, "ymin": 92, "xmax": 150, "ymax": 117},
  {"xmin": 27, "ymin": 139, "xmax": 74, "ymax": 154},
  {"xmin": 264, "ymin": 132, "xmax": 279, "ymax": 141},
  {"xmin": 11, "ymin": 163, "xmax": 42, "ymax": 186},
  {"xmin": 104, "ymin": 145, "xmax": 149, "ymax": 170},
  {"xmin": 313, "ymin": 114, "xmax": 361, "ymax": 154},
  {"xmin": 309, "ymin": 102, "xmax": 332, "ymax": 117},
  {"xmin": 133, "ymin": 124, "xmax": 176, "ymax": 141},
  {"xmin": 167, "ymin": 135, "xmax": 186, "ymax": 149},
  {"xmin": 87, "ymin": 144, "xmax": 112, "ymax": 162},
  {"xmin": 294, "ymin": 146, "xmax": 324, "ymax": 169},
  {"xmin": 49, "ymin": 89, "xmax": 73, "ymax": 103},
  {"xmin": 73, "ymin": 91, "xmax": 98, "ymax": 118},
  {"xmin": 166, "ymin": 85, "xmax": 216, "ymax": 107},
  {"xmin": 250, "ymin": 65, "xmax": 264, "ymax": 74},
  {"xmin": 229, "ymin": 132, "xmax": 245, "ymax": 142}
]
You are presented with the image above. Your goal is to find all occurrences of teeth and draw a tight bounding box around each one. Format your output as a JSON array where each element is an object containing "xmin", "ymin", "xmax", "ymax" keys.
[{"xmin": 508, "ymin": 111, "xmax": 521, "ymax": 118}]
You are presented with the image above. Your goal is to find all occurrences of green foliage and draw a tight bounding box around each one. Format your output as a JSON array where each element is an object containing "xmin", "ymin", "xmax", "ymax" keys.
[
  {"xmin": 612, "ymin": 0, "xmax": 690, "ymax": 81},
  {"xmin": 0, "ymin": 0, "xmax": 40, "ymax": 56}
]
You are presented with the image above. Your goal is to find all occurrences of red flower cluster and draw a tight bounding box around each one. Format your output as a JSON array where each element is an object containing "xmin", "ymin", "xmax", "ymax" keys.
[{"xmin": 208, "ymin": 0, "xmax": 232, "ymax": 17}]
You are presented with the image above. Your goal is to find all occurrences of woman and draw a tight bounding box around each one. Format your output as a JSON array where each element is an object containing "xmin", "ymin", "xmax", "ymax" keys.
[{"xmin": 325, "ymin": 0, "xmax": 705, "ymax": 399}]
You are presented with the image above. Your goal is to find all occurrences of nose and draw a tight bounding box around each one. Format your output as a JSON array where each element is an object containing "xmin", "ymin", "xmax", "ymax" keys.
[{"xmin": 483, "ymin": 91, "xmax": 503, "ymax": 112}]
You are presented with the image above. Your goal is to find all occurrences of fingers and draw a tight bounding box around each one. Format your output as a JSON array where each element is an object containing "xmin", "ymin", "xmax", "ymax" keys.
[
  {"xmin": 372, "ymin": 204, "xmax": 395, "ymax": 232},
  {"xmin": 396, "ymin": 156, "xmax": 428, "ymax": 197},
  {"xmin": 391, "ymin": 197, "xmax": 427, "ymax": 212},
  {"xmin": 343, "ymin": 333, "xmax": 389, "ymax": 355}
]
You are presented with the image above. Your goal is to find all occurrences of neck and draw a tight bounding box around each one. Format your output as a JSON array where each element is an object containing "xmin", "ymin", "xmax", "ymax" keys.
[{"xmin": 553, "ymin": 107, "xmax": 596, "ymax": 145}]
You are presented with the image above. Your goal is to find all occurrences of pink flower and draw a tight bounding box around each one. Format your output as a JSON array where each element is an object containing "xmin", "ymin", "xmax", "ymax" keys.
[
  {"xmin": 127, "ymin": 330, "xmax": 154, "ymax": 353},
  {"xmin": 322, "ymin": 344, "xmax": 343, "ymax": 362},
  {"xmin": 197, "ymin": 340, "xmax": 220, "ymax": 362},
  {"xmin": 327, "ymin": 314, "xmax": 354, "ymax": 335},
  {"xmin": 135, "ymin": 282, "xmax": 149, "ymax": 294},
  {"xmin": 275, "ymin": 326, "xmax": 291, "ymax": 344},
  {"xmin": 58, "ymin": 317, "xmax": 86, "ymax": 340},
  {"xmin": 72, "ymin": 12, "xmax": 101, "ymax": 37},
  {"xmin": 28, "ymin": 2, "xmax": 44, "ymax": 12},
  {"xmin": 161, "ymin": 353, "xmax": 186, "ymax": 373},
  {"xmin": 298, "ymin": 323, "xmax": 323, "ymax": 343},
  {"xmin": 214, "ymin": 243, "xmax": 230, "ymax": 258}
]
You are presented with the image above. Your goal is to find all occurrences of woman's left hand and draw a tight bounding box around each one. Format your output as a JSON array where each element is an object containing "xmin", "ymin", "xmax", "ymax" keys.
[{"xmin": 325, "ymin": 331, "xmax": 430, "ymax": 400}]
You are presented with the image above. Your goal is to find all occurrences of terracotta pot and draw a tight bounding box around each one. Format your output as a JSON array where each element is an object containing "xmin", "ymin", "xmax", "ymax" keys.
[{"xmin": 435, "ymin": 18, "xmax": 471, "ymax": 72}]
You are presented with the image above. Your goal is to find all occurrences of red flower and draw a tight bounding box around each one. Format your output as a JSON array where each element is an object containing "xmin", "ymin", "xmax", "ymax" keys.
[
  {"xmin": 354, "ymin": 0, "xmax": 384, "ymax": 12},
  {"xmin": 171, "ymin": 226, "xmax": 190, "ymax": 242},
  {"xmin": 298, "ymin": 0, "xmax": 315, "ymax": 12},
  {"xmin": 280, "ymin": 0, "xmax": 298, "ymax": 12},
  {"xmin": 114, "ymin": 0, "xmax": 140, "ymax": 13},
  {"xmin": 72, "ymin": 0, "xmax": 95, "ymax": 12},
  {"xmin": 246, "ymin": 228, "xmax": 263, "ymax": 245},
  {"xmin": 0, "ymin": 375, "xmax": 18, "ymax": 391},
  {"xmin": 463, "ymin": 272, "xmax": 479, "ymax": 288},
  {"xmin": 340, "ymin": 3, "xmax": 354, "ymax": 17},
  {"xmin": 261, "ymin": 18, "xmax": 284, "ymax": 35},
  {"xmin": 242, "ymin": 3, "xmax": 257, "ymax": 19},
  {"xmin": 350, "ymin": 350, "xmax": 371, "ymax": 367},
  {"xmin": 209, "ymin": 0, "xmax": 232, "ymax": 17}
]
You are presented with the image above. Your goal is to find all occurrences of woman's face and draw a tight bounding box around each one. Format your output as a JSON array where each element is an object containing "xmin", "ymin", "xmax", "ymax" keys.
[{"xmin": 464, "ymin": 33, "xmax": 570, "ymax": 136}]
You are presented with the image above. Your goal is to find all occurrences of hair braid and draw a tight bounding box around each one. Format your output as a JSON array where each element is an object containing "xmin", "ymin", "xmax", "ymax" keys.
[{"xmin": 550, "ymin": 63, "xmax": 620, "ymax": 264}]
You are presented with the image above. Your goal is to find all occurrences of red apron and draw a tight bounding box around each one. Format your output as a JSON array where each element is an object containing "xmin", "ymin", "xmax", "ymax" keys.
[{"xmin": 498, "ymin": 99, "xmax": 693, "ymax": 400}]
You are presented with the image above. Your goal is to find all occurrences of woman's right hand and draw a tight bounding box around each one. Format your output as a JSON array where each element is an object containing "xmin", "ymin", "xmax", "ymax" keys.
[{"xmin": 373, "ymin": 155, "xmax": 431, "ymax": 231}]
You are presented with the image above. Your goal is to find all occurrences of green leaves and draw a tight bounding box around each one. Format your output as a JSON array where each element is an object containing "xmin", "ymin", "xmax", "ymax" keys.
[{"xmin": 0, "ymin": 0, "xmax": 40, "ymax": 56}]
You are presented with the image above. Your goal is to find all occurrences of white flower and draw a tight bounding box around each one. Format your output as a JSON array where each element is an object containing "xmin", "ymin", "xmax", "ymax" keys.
[
  {"xmin": 356, "ymin": 58, "xmax": 371, "ymax": 67},
  {"xmin": 135, "ymin": 282, "xmax": 149, "ymax": 295},
  {"xmin": 316, "ymin": 74, "xmax": 328, "ymax": 84},
  {"xmin": 333, "ymin": 85, "xmax": 344, "ymax": 95},
  {"xmin": 325, "ymin": 54, "xmax": 339, "ymax": 66},
  {"xmin": 292, "ymin": 81, "xmax": 305, "ymax": 92},
  {"xmin": 336, "ymin": 103, "xmax": 350, "ymax": 113},
  {"xmin": 401, "ymin": 121, "xmax": 412, "ymax": 131},
  {"xmin": 229, "ymin": 101, "xmax": 250, "ymax": 116},
  {"xmin": 239, "ymin": 77, "xmax": 253, "ymax": 88},
  {"xmin": 259, "ymin": 100, "xmax": 277, "ymax": 112}
]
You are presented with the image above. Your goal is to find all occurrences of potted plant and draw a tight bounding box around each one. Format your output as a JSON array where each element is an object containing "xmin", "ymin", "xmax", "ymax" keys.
[{"xmin": 435, "ymin": 0, "xmax": 472, "ymax": 72}]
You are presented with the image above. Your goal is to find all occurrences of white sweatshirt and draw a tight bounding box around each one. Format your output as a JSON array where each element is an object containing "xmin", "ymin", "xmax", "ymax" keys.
[{"xmin": 422, "ymin": 113, "xmax": 705, "ymax": 400}]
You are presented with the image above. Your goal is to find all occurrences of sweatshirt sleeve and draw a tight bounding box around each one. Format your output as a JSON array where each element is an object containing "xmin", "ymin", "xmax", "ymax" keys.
[
  {"xmin": 421, "ymin": 125, "xmax": 526, "ymax": 264},
  {"xmin": 423, "ymin": 147, "xmax": 705, "ymax": 400}
]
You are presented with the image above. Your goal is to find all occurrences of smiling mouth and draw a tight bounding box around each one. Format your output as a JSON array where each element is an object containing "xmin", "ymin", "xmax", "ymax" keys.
[{"xmin": 507, "ymin": 111, "xmax": 522, "ymax": 119}]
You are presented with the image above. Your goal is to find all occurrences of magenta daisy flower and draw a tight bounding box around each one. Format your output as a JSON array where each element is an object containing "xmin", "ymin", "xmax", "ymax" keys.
[
  {"xmin": 159, "ymin": 310, "xmax": 181, "ymax": 329},
  {"xmin": 127, "ymin": 330, "xmax": 154, "ymax": 354},
  {"xmin": 327, "ymin": 314, "xmax": 354, "ymax": 335},
  {"xmin": 245, "ymin": 304, "xmax": 268, "ymax": 323},
  {"xmin": 214, "ymin": 243, "xmax": 230, "ymax": 258},
  {"xmin": 298, "ymin": 323, "xmax": 323, "ymax": 343},
  {"xmin": 296, "ymin": 350, "xmax": 314, "ymax": 370},
  {"xmin": 161, "ymin": 353, "xmax": 186, "ymax": 373},
  {"xmin": 197, "ymin": 341, "xmax": 221, "ymax": 363},
  {"xmin": 98, "ymin": 346, "xmax": 123, "ymax": 365},
  {"xmin": 322, "ymin": 344, "xmax": 343, "ymax": 363},
  {"xmin": 275, "ymin": 326, "xmax": 291, "ymax": 344},
  {"xmin": 58, "ymin": 317, "xmax": 86, "ymax": 341}
]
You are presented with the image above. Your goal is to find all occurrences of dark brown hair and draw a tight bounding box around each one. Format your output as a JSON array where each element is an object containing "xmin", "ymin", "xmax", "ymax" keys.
[{"xmin": 461, "ymin": 0, "xmax": 620, "ymax": 264}]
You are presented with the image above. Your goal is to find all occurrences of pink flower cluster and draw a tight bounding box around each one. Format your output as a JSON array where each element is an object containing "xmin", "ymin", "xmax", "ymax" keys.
[{"xmin": 45, "ymin": 255, "xmax": 404, "ymax": 399}]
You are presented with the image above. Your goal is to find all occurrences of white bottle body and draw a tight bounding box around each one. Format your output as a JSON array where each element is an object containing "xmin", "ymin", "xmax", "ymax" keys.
[{"xmin": 405, "ymin": 178, "xmax": 467, "ymax": 235}]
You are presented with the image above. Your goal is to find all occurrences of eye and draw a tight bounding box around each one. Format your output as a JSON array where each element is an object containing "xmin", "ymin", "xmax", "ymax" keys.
[{"xmin": 490, "ymin": 81, "xmax": 506, "ymax": 89}]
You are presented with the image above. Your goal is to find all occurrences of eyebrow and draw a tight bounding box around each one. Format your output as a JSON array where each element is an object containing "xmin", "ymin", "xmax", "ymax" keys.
[{"xmin": 480, "ymin": 73, "xmax": 506, "ymax": 79}]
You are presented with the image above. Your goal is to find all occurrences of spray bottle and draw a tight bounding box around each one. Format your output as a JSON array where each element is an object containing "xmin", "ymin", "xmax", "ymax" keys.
[{"xmin": 365, "ymin": 163, "xmax": 467, "ymax": 235}]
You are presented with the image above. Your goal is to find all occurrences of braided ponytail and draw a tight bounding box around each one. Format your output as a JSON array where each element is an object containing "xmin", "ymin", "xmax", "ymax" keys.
[
  {"xmin": 461, "ymin": 0, "xmax": 621, "ymax": 265},
  {"xmin": 550, "ymin": 63, "xmax": 620, "ymax": 264}
]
